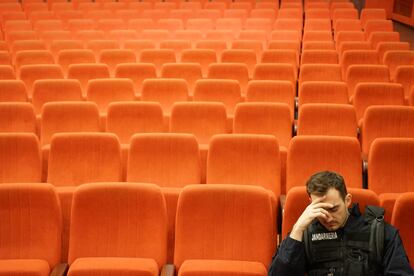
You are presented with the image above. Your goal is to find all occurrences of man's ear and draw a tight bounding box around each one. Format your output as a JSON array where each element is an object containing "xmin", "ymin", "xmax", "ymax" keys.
[{"xmin": 345, "ymin": 193, "xmax": 352, "ymax": 208}]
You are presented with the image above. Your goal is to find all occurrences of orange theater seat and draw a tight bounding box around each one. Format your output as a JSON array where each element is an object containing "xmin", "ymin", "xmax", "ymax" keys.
[
  {"xmin": 67, "ymin": 182, "xmax": 168, "ymax": 275},
  {"xmin": 298, "ymin": 81, "xmax": 349, "ymax": 107},
  {"xmin": 207, "ymin": 134, "xmax": 280, "ymax": 196},
  {"xmin": 391, "ymin": 192, "xmax": 414, "ymax": 262},
  {"xmin": 193, "ymin": 79, "xmax": 242, "ymax": 117},
  {"xmin": 0, "ymin": 183, "xmax": 62, "ymax": 276},
  {"xmin": 141, "ymin": 78, "xmax": 189, "ymax": 119},
  {"xmin": 369, "ymin": 138, "xmax": 414, "ymax": 222},
  {"xmin": 361, "ymin": 106, "xmax": 414, "ymax": 160},
  {"xmin": 286, "ymin": 136, "xmax": 362, "ymax": 191},
  {"xmin": 86, "ymin": 78, "xmax": 135, "ymax": 115},
  {"xmin": 174, "ymin": 184, "xmax": 275, "ymax": 276},
  {"xmin": 0, "ymin": 133, "xmax": 41, "ymax": 183},
  {"xmin": 297, "ymin": 103, "xmax": 357, "ymax": 137},
  {"xmin": 0, "ymin": 80, "xmax": 27, "ymax": 102}
]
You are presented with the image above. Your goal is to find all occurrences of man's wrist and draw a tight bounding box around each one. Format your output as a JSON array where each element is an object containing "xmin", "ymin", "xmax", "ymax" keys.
[{"xmin": 290, "ymin": 224, "xmax": 306, "ymax": 241}]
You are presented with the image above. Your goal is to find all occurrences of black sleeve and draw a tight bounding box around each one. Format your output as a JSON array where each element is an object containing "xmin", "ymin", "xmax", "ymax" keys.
[
  {"xmin": 268, "ymin": 236, "xmax": 306, "ymax": 276},
  {"xmin": 382, "ymin": 224, "xmax": 414, "ymax": 275}
]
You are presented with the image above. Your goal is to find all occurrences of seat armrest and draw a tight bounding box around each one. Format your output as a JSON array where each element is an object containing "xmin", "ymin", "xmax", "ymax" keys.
[
  {"xmin": 279, "ymin": 194, "xmax": 286, "ymax": 214},
  {"xmin": 161, "ymin": 264, "xmax": 175, "ymax": 276},
  {"xmin": 50, "ymin": 263, "xmax": 69, "ymax": 276}
]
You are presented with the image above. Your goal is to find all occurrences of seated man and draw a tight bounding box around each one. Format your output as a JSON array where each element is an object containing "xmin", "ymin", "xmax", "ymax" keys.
[{"xmin": 269, "ymin": 171, "xmax": 414, "ymax": 276}]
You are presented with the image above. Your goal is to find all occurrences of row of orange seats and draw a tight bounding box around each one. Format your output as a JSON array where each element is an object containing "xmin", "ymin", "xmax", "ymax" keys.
[
  {"xmin": 1, "ymin": 118, "xmax": 414, "ymax": 196},
  {"xmin": 2, "ymin": 55, "xmax": 414, "ymax": 101},
  {"xmin": 0, "ymin": 171, "xmax": 413, "ymax": 274}
]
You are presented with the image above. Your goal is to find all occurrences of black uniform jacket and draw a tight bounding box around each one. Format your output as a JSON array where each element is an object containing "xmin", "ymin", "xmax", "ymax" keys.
[{"xmin": 269, "ymin": 204, "xmax": 414, "ymax": 276}]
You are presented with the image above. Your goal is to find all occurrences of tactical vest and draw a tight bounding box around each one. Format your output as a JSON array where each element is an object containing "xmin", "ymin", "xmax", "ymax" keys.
[{"xmin": 303, "ymin": 205, "xmax": 385, "ymax": 276}]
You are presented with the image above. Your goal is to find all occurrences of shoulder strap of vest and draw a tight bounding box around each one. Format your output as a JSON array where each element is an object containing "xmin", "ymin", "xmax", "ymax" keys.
[{"xmin": 365, "ymin": 205, "xmax": 385, "ymax": 265}]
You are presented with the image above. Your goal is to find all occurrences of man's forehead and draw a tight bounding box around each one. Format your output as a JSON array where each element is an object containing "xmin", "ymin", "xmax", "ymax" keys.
[{"xmin": 310, "ymin": 188, "xmax": 343, "ymax": 204}]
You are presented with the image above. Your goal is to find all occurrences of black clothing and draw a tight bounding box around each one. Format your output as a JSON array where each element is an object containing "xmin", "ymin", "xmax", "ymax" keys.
[{"xmin": 269, "ymin": 205, "xmax": 414, "ymax": 276}]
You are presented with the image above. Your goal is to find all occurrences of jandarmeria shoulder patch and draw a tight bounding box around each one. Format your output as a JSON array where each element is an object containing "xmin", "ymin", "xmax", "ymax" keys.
[{"xmin": 311, "ymin": 232, "xmax": 338, "ymax": 241}]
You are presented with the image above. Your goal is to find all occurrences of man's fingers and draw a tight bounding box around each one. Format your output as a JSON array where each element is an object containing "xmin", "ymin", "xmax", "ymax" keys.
[
  {"xmin": 312, "ymin": 202, "xmax": 334, "ymax": 210},
  {"xmin": 310, "ymin": 196, "xmax": 326, "ymax": 205}
]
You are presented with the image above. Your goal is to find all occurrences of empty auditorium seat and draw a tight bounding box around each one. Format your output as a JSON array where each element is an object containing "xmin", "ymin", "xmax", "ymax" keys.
[
  {"xmin": 346, "ymin": 65, "xmax": 390, "ymax": 99},
  {"xmin": 0, "ymin": 79, "xmax": 27, "ymax": 102},
  {"xmin": 161, "ymin": 63, "xmax": 203, "ymax": 96},
  {"xmin": 333, "ymin": 19, "xmax": 362, "ymax": 33},
  {"xmin": 286, "ymin": 136, "xmax": 362, "ymax": 191},
  {"xmin": 353, "ymin": 82, "xmax": 405, "ymax": 123},
  {"xmin": 253, "ymin": 64, "xmax": 297, "ymax": 90},
  {"xmin": 49, "ymin": 40, "xmax": 84, "ymax": 57},
  {"xmin": 302, "ymin": 41, "xmax": 336, "ymax": 51},
  {"xmin": 301, "ymin": 50, "xmax": 338, "ymax": 65},
  {"xmin": 368, "ymin": 31, "xmax": 400, "ymax": 49},
  {"xmin": 0, "ymin": 183, "xmax": 62, "ymax": 275},
  {"xmin": 11, "ymin": 39, "xmax": 47, "ymax": 52},
  {"xmin": 246, "ymin": 80, "xmax": 295, "ymax": 120},
  {"xmin": 47, "ymin": 132, "xmax": 122, "ymax": 186},
  {"xmin": 360, "ymin": 8, "xmax": 387, "ymax": 28},
  {"xmin": 394, "ymin": 65, "xmax": 414, "ymax": 101},
  {"xmin": 57, "ymin": 49, "xmax": 96, "ymax": 76},
  {"xmin": 304, "ymin": 19, "xmax": 331, "ymax": 31},
  {"xmin": 302, "ymin": 31, "xmax": 332, "ymax": 42},
  {"xmin": 391, "ymin": 192, "xmax": 414, "ymax": 262},
  {"xmin": 234, "ymin": 102, "xmax": 292, "ymax": 150},
  {"xmin": 193, "ymin": 79, "xmax": 242, "ymax": 116},
  {"xmin": 364, "ymin": 19, "xmax": 393, "ymax": 39},
  {"xmin": 369, "ymin": 138, "xmax": 414, "ymax": 222},
  {"xmin": 114, "ymin": 63, "xmax": 157, "ymax": 97},
  {"xmin": 207, "ymin": 62, "xmax": 250, "ymax": 95},
  {"xmin": 0, "ymin": 65, "xmax": 16, "ymax": 80},
  {"xmin": 40, "ymin": 102, "xmax": 101, "ymax": 149},
  {"xmin": 32, "ymin": 79, "xmax": 83, "ymax": 115},
  {"xmin": 127, "ymin": 133, "xmax": 200, "ymax": 186},
  {"xmin": 298, "ymin": 81, "xmax": 350, "ymax": 107},
  {"xmin": 85, "ymin": 40, "xmax": 119, "ymax": 57},
  {"xmin": 74, "ymin": 30, "xmax": 106, "ymax": 44},
  {"xmin": 67, "ymin": 182, "xmax": 167, "ymax": 275},
  {"xmin": 174, "ymin": 184, "xmax": 275, "ymax": 276},
  {"xmin": 298, "ymin": 64, "xmax": 342, "ymax": 87},
  {"xmin": 181, "ymin": 49, "xmax": 218, "ymax": 77},
  {"xmin": 297, "ymin": 103, "xmax": 358, "ymax": 137},
  {"xmin": 107, "ymin": 101, "xmax": 164, "ymax": 145},
  {"xmin": 66, "ymin": 63, "xmax": 110, "ymax": 95},
  {"xmin": 86, "ymin": 78, "xmax": 135, "ymax": 115},
  {"xmin": 361, "ymin": 106, "xmax": 414, "ymax": 160},
  {"xmin": 98, "ymin": 49, "xmax": 137, "ymax": 76},
  {"xmin": 0, "ymin": 133, "xmax": 41, "ymax": 183},
  {"xmin": 338, "ymin": 41, "xmax": 372, "ymax": 58},
  {"xmin": 160, "ymin": 40, "xmax": 192, "ymax": 60},
  {"xmin": 221, "ymin": 49, "xmax": 257, "ymax": 78},
  {"xmin": 376, "ymin": 42, "xmax": 410, "ymax": 64},
  {"xmin": 139, "ymin": 49, "xmax": 176, "ymax": 77},
  {"xmin": 141, "ymin": 78, "xmax": 189, "ymax": 117},
  {"xmin": 207, "ymin": 134, "xmax": 281, "ymax": 196},
  {"xmin": 383, "ymin": 50, "xmax": 414, "ymax": 81},
  {"xmin": 261, "ymin": 49, "xmax": 298, "ymax": 71},
  {"xmin": 19, "ymin": 64, "xmax": 64, "ymax": 98},
  {"xmin": 341, "ymin": 50, "xmax": 380, "ymax": 78},
  {"xmin": 123, "ymin": 39, "xmax": 156, "ymax": 55},
  {"xmin": 14, "ymin": 50, "xmax": 55, "ymax": 72},
  {"xmin": 0, "ymin": 102, "xmax": 35, "ymax": 134}
]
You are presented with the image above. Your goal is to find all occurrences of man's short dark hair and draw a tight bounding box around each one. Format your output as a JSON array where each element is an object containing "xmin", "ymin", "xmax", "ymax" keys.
[{"xmin": 306, "ymin": 171, "xmax": 348, "ymax": 200}]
